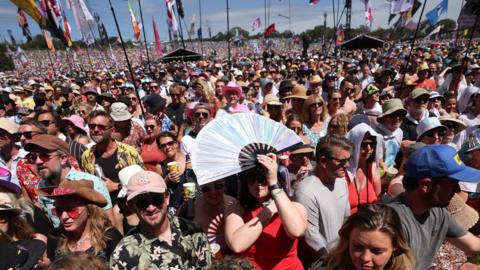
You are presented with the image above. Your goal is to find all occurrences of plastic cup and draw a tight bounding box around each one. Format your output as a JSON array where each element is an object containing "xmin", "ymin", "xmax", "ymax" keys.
[
  {"xmin": 167, "ymin": 161, "xmax": 180, "ymax": 173},
  {"xmin": 183, "ymin": 183, "xmax": 196, "ymax": 200}
]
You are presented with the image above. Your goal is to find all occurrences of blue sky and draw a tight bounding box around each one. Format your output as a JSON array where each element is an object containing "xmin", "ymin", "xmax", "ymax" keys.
[{"xmin": 0, "ymin": 0, "xmax": 463, "ymax": 43}]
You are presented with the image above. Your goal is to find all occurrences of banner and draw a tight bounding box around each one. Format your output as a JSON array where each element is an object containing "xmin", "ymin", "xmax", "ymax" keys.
[
  {"xmin": 425, "ymin": 1, "xmax": 448, "ymax": 25},
  {"xmin": 10, "ymin": 0, "xmax": 46, "ymax": 28},
  {"xmin": 389, "ymin": 0, "xmax": 414, "ymax": 14},
  {"xmin": 66, "ymin": 0, "xmax": 95, "ymax": 46},
  {"xmin": 363, "ymin": 0, "xmax": 373, "ymax": 30},
  {"xmin": 166, "ymin": 0, "xmax": 178, "ymax": 33},
  {"xmin": 43, "ymin": 30, "xmax": 55, "ymax": 53},
  {"xmin": 128, "ymin": 0, "xmax": 141, "ymax": 41},
  {"xmin": 188, "ymin": 13, "xmax": 196, "ymax": 39},
  {"xmin": 152, "ymin": 16, "xmax": 163, "ymax": 56},
  {"xmin": 17, "ymin": 8, "xmax": 33, "ymax": 42},
  {"xmin": 309, "ymin": 0, "xmax": 320, "ymax": 5},
  {"xmin": 252, "ymin": 17, "xmax": 261, "ymax": 32},
  {"xmin": 264, "ymin": 23, "xmax": 275, "ymax": 36}
]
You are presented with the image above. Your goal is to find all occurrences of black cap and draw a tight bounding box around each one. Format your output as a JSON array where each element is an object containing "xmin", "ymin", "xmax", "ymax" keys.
[{"xmin": 279, "ymin": 80, "xmax": 294, "ymax": 91}]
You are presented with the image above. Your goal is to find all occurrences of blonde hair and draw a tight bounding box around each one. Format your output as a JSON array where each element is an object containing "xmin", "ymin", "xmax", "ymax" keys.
[
  {"xmin": 301, "ymin": 95, "xmax": 329, "ymax": 124},
  {"xmin": 57, "ymin": 204, "xmax": 112, "ymax": 256},
  {"xmin": 326, "ymin": 204, "xmax": 415, "ymax": 270}
]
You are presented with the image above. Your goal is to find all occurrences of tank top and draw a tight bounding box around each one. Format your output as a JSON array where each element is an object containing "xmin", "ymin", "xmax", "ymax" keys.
[{"xmin": 346, "ymin": 165, "xmax": 378, "ymax": 214}]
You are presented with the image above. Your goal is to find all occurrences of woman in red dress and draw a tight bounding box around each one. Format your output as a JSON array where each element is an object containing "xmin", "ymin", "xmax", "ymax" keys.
[{"xmin": 225, "ymin": 153, "xmax": 307, "ymax": 270}]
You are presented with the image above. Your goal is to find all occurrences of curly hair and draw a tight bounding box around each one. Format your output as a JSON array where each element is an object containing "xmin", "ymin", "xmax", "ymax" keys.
[{"xmin": 326, "ymin": 204, "xmax": 415, "ymax": 270}]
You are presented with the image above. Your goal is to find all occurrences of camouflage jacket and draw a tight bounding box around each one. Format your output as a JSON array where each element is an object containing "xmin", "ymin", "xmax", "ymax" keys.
[{"xmin": 110, "ymin": 215, "xmax": 213, "ymax": 270}]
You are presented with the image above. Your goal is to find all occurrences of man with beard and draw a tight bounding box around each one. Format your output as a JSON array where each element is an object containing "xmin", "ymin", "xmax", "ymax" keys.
[
  {"xmin": 180, "ymin": 103, "xmax": 211, "ymax": 157},
  {"xmin": 400, "ymin": 88, "xmax": 435, "ymax": 142},
  {"xmin": 82, "ymin": 111, "xmax": 144, "ymax": 201},
  {"xmin": 25, "ymin": 134, "xmax": 113, "ymax": 228},
  {"xmin": 110, "ymin": 170, "xmax": 212, "ymax": 269},
  {"xmin": 387, "ymin": 145, "xmax": 480, "ymax": 269}
]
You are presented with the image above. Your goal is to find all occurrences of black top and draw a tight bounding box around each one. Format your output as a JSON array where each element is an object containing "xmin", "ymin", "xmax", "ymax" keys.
[
  {"xmin": 25, "ymin": 204, "xmax": 53, "ymax": 237},
  {"xmin": 400, "ymin": 111, "xmax": 436, "ymax": 141},
  {"xmin": 160, "ymin": 163, "xmax": 195, "ymax": 212},
  {"xmin": 166, "ymin": 103, "xmax": 186, "ymax": 127},
  {"xmin": 95, "ymin": 149, "xmax": 121, "ymax": 182}
]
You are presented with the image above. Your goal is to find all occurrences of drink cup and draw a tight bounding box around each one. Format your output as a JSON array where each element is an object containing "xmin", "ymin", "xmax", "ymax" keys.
[
  {"xmin": 183, "ymin": 183, "xmax": 196, "ymax": 200},
  {"xmin": 167, "ymin": 162, "xmax": 180, "ymax": 173}
]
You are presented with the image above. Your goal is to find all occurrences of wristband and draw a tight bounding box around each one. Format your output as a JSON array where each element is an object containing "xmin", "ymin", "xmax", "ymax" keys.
[
  {"xmin": 268, "ymin": 183, "xmax": 282, "ymax": 192},
  {"xmin": 271, "ymin": 189, "xmax": 284, "ymax": 200}
]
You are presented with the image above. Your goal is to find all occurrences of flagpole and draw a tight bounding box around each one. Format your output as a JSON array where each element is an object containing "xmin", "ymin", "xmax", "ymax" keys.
[
  {"xmin": 46, "ymin": 48, "xmax": 56, "ymax": 78},
  {"xmin": 399, "ymin": 0, "xmax": 428, "ymax": 92},
  {"xmin": 175, "ymin": 4, "xmax": 186, "ymax": 49},
  {"xmin": 198, "ymin": 0, "xmax": 204, "ymax": 56},
  {"xmin": 226, "ymin": 0, "xmax": 231, "ymax": 71},
  {"xmin": 107, "ymin": 0, "xmax": 146, "ymax": 119},
  {"xmin": 137, "ymin": 0, "xmax": 153, "ymax": 75}
]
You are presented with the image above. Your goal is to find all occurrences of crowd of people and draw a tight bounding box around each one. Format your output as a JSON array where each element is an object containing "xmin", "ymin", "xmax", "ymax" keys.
[{"xmin": 1, "ymin": 37, "xmax": 480, "ymax": 270}]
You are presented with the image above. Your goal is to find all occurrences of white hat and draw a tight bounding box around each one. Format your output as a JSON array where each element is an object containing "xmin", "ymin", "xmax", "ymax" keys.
[
  {"xmin": 110, "ymin": 102, "xmax": 132, "ymax": 122},
  {"xmin": 416, "ymin": 117, "xmax": 446, "ymax": 140},
  {"xmin": 118, "ymin": 165, "xmax": 145, "ymax": 199}
]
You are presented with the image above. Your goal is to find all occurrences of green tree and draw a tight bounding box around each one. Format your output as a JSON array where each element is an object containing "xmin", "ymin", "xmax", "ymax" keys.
[{"xmin": 0, "ymin": 44, "xmax": 14, "ymax": 71}]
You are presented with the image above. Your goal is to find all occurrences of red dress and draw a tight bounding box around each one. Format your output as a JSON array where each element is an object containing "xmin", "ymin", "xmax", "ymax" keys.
[
  {"xmin": 140, "ymin": 141, "xmax": 165, "ymax": 172},
  {"xmin": 346, "ymin": 166, "xmax": 378, "ymax": 214},
  {"xmin": 241, "ymin": 207, "xmax": 304, "ymax": 270}
]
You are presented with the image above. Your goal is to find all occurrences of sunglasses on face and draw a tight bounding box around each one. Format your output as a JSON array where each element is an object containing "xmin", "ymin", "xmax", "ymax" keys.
[
  {"xmin": 171, "ymin": 93, "xmax": 181, "ymax": 97},
  {"xmin": 247, "ymin": 178, "xmax": 268, "ymax": 185},
  {"xmin": 52, "ymin": 206, "xmax": 82, "ymax": 219},
  {"xmin": 344, "ymin": 87, "xmax": 355, "ymax": 93},
  {"xmin": 88, "ymin": 123, "xmax": 110, "ymax": 131},
  {"xmin": 387, "ymin": 111, "xmax": 405, "ymax": 119},
  {"xmin": 310, "ymin": 102, "xmax": 323, "ymax": 108},
  {"xmin": 18, "ymin": 131, "xmax": 39, "ymax": 139},
  {"xmin": 194, "ymin": 112, "xmax": 210, "ymax": 118},
  {"xmin": 132, "ymin": 193, "xmax": 165, "ymax": 210},
  {"xmin": 361, "ymin": 141, "xmax": 376, "ymax": 149},
  {"xmin": 39, "ymin": 120, "xmax": 53, "ymax": 126},
  {"xmin": 424, "ymin": 128, "xmax": 446, "ymax": 138},
  {"xmin": 414, "ymin": 97, "xmax": 429, "ymax": 104},
  {"xmin": 130, "ymin": 97, "xmax": 137, "ymax": 101},
  {"xmin": 325, "ymin": 155, "xmax": 350, "ymax": 167},
  {"xmin": 145, "ymin": 124, "xmax": 156, "ymax": 130},
  {"xmin": 290, "ymin": 126, "xmax": 302, "ymax": 132},
  {"xmin": 159, "ymin": 140, "xmax": 176, "ymax": 149},
  {"xmin": 26, "ymin": 152, "xmax": 59, "ymax": 163},
  {"xmin": 201, "ymin": 183, "xmax": 224, "ymax": 193},
  {"xmin": 330, "ymin": 97, "xmax": 341, "ymax": 102}
]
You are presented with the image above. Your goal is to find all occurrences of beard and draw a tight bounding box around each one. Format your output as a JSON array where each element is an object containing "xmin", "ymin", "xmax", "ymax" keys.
[{"xmin": 40, "ymin": 162, "xmax": 62, "ymax": 184}]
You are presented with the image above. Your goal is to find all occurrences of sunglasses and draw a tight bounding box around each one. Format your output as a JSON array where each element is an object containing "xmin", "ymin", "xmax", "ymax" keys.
[
  {"xmin": 290, "ymin": 126, "xmax": 302, "ymax": 132},
  {"xmin": 344, "ymin": 87, "xmax": 355, "ymax": 93},
  {"xmin": 201, "ymin": 183, "xmax": 224, "ymax": 193},
  {"xmin": 159, "ymin": 140, "xmax": 176, "ymax": 149},
  {"xmin": 130, "ymin": 97, "xmax": 137, "ymax": 101},
  {"xmin": 361, "ymin": 141, "xmax": 376, "ymax": 149},
  {"xmin": 39, "ymin": 120, "xmax": 53, "ymax": 126},
  {"xmin": 88, "ymin": 123, "xmax": 110, "ymax": 131},
  {"xmin": 330, "ymin": 97, "xmax": 341, "ymax": 102},
  {"xmin": 132, "ymin": 193, "xmax": 165, "ymax": 210},
  {"xmin": 18, "ymin": 131, "xmax": 39, "ymax": 139},
  {"xmin": 387, "ymin": 111, "xmax": 405, "ymax": 119},
  {"xmin": 247, "ymin": 178, "xmax": 268, "ymax": 185},
  {"xmin": 26, "ymin": 152, "xmax": 59, "ymax": 163},
  {"xmin": 52, "ymin": 206, "xmax": 82, "ymax": 219},
  {"xmin": 145, "ymin": 124, "xmax": 156, "ymax": 130},
  {"xmin": 414, "ymin": 97, "xmax": 429, "ymax": 104},
  {"xmin": 381, "ymin": 95, "xmax": 393, "ymax": 100},
  {"xmin": 194, "ymin": 112, "xmax": 210, "ymax": 118},
  {"xmin": 424, "ymin": 128, "xmax": 446, "ymax": 138},
  {"xmin": 325, "ymin": 155, "xmax": 350, "ymax": 167},
  {"xmin": 310, "ymin": 102, "xmax": 323, "ymax": 108}
]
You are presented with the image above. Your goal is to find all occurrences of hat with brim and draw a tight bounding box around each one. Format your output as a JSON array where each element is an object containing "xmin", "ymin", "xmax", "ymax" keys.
[
  {"xmin": 429, "ymin": 91, "xmax": 445, "ymax": 101},
  {"xmin": 378, "ymin": 98, "xmax": 406, "ymax": 119},
  {"xmin": 24, "ymin": 134, "xmax": 69, "ymax": 154},
  {"xmin": 110, "ymin": 102, "xmax": 132, "ymax": 122},
  {"xmin": 62, "ymin": 115, "xmax": 87, "ymax": 134},
  {"xmin": 439, "ymin": 116, "xmax": 466, "ymax": 133},
  {"xmin": 96, "ymin": 92, "xmax": 117, "ymax": 104},
  {"xmin": 0, "ymin": 118, "xmax": 19, "ymax": 134},
  {"xmin": 309, "ymin": 75, "xmax": 322, "ymax": 84},
  {"xmin": 362, "ymin": 83, "xmax": 380, "ymax": 99},
  {"xmin": 0, "ymin": 239, "xmax": 46, "ymax": 270},
  {"xmin": 37, "ymin": 180, "xmax": 107, "ymax": 207},
  {"xmin": 118, "ymin": 165, "xmax": 145, "ymax": 199},
  {"xmin": 458, "ymin": 133, "xmax": 480, "ymax": 162},
  {"xmin": 409, "ymin": 88, "xmax": 430, "ymax": 100},
  {"xmin": 279, "ymin": 80, "xmax": 294, "ymax": 92},
  {"xmin": 284, "ymin": 84, "xmax": 308, "ymax": 100},
  {"xmin": 260, "ymin": 78, "xmax": 273, "ymax": 88},
  {"xmin": 126, "ymin": 171, "xmax": 167, "ymax": 201},
  {"xmin": 83, "ymin": 88, "xmax": 98, "ymax": 95},
  {"xmin": 264, "ymin": 94, "xmax": 282, "ymax": 106},
  {"xmin": 143, "ymin": 94, "xmax": 166, "ymax": 113},
  {"xmin": 417, "ymin": 62, "xmax": 431, "ymax": 76},
  {"xmin": 222, "ymin": 81, "xmax": 242, "ymax": 96},
  {"xmin": 416, "ymin": 117, "xmax": 447, "ymax": 140},
  {"xmin": 290, "ymin": 145, "xmax": 315, "ymax": 155},
  {"xmin": 447, "ymin": 193, "xmax": 479, "ymax": 230}
]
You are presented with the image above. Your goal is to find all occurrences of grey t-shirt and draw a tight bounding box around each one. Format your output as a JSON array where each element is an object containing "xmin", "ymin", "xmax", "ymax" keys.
[
  {"xmin": 387, "ymin": 194, "xmax": 467, "ymax": 270},
  {"xmin": 294, "ymin": 175, "xmax": 350, "ymax": 253}
]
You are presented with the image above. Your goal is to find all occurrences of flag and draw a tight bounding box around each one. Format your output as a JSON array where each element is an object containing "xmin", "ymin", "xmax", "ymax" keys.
[
  {"xmin": 264, "ymin": 23, "xmax": 275, "ymax": 36},
  {"xmin": 127, "ymin": 0, "xmax": 141, "ymax": 41},
  {"xmin": 188, "ymin": 13, "xmax": 196, "ymax": 39},
  {"xmin": 152, "ymin": 16, "xmax": 163, "ymax": 56},
  {"xmin": 166, "ymin": 0, "xmax": 178, "ymax": 33},
  {"xmin": 66, "ymin": 0, "xmax": 95, "ymax": 46},
  {"xmin": 17, "ymin": 8, "xmax": 33, "ymax": 42},
  {"xmin": 389, "ymin": 0, "xmax": 421, "ymax": 26},
  {"xmin": 177, "ymin": 0, "xmax": 185, "ymax": 18},
  {"xmin": 389, "ymin": 0, "xmax": 414, "ymax": 14},
  {"xmin": 98, "ymin": 22, "xmax": 109, "ymax": 45},
  {"xmin": 10, "ymin": 0, "xmax": 46, "ymax": 28},
  {"xmin": 252, "ymin": 17, "xmax": 261, "ymax": 32},
  {"xmin": 441, "ymin": 0, "xmax": 448, "ymax": 14},
  {"xmin": 426, "ymin": 24, "xmax": 442, "ymax": 37},
  {"xmin": 43, "ymin": 30, "xmax": 55, "ymax": 53},
  {"xmin": 39, "ymin": 0, "xmax": 68, "ymax": 44},
  {"xmin": 63, "ymin": 14, "xmax": 72, "ymax": 46},
  {"xmin": 426, "ymin": 4, "xmax": 441, "ymax": 25},
  {"xmin": 309, "ymin": 0, "xmax": 320, "ymax": 5},
  {"xmin": 197, "ymin": 27, "xmax": 202, "ymax": 39},
  {"xmin": 363, "ymin": 0, "xmax": 373, "ymax": 30},
  {"xmin": 336, "ymin": 25, "xmax": 344, "ymax": 46},
  {"xmin": 7, "ymin": 29, "xmax": 17, "ymax": 45}
]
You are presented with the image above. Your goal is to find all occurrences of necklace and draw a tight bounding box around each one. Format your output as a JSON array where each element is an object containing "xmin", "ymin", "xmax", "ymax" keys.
[{"xmin": 73, "ymin": 236, "xmax": 91, "ymax": 250}]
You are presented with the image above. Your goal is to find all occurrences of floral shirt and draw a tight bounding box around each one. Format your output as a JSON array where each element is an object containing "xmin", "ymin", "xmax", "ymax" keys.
[
  {"xmin": 122, "ymin": 121, "xmax": 147, "ymax": 152},
  {"xmin": 110, "ymin": 215, "xmax": 213, "ymax": 270},
  {"xmin": 81, "ymin": 141, "xmax": 145, "ymax": 176}
]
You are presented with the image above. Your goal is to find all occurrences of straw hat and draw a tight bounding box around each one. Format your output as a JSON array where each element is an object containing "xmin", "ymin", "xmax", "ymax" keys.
[
  {"xmin": 264, "ymin": 94, "xmax": 282, "ymax": 106},
  {"xmin": 284, "ymin": 84, "xmax": 307, "ymax": 100},
  {"xmin": 447, "ymin": 193, "xmax": 479, "ymax": 230},
  {"xmin": 438, "ymin": 116, "xmax": 466, "ymax": 133},
  {"xmin": 309, "ymin": 75, "xmax": 322, "ymax": 84},
  {"xmin": 290, "ymin": 145, "xmax": 315, "ymax": 155}
]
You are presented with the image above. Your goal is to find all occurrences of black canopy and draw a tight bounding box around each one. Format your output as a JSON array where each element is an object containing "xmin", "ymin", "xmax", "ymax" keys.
[
  {"xmin": 161, "ymin": 48, "xmax": 202, "ymax": 63},
  {"xmin": 340, "ymin": 35, "xmax": 384, "ymax": 50}
]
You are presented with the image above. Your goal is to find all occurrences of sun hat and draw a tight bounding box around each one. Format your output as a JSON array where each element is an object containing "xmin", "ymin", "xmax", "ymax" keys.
[
  {"xmin": 118, "ymin": 165, "xmax": 145, "ymax": 199},
  {"xmin": 0, "ymin": 193, "xmax": 22, "ymax": 214},
  {"xmin": 62, "ymin": 115, "xmax": 87, "ymax": 133},
  {"xmin": 409, "ymin": 88, "xmax": 430, "ymax": 100},
  {"xmin": 416, "ymin": 117, "xmax": 447, "ymax": 140},
  {"xmin": 37, "ymin": 180, "xmax": 107, "ymax": 207},
  {"xmin": 284, "ymin": 84, "xmax": 307, "ymax": 100},
  {"xmin": 458, "ymin": 133, "xmax": 480, "ymax": 162},
  {"xmin": 405, "ymin": 144, "xmax": 480, "ymax": 182},
  {"xmin": 24, "ymin": 134, "xmax": 69, "ymax": 154},
  {"xmin": 0, "ymin": 167, "xmax": 21, "ymax": 194},
  {"xmin": 429, "ymin": 91, "xmax": 445, "ymax": 102},
  {"xmin": 378, "ymin": 98, "xmax": 406, "ymax": 119},
  {"xmin": 290, "ymin": 145, "xmax": 315, "ymax": 155},
  {"xmin": 309, "ymin": 75, "xmax": 322, "ymax": 84},
  {"xmin": 222, "ymin": 81, "xmax": 242, "ymax": 96},
  {"xmin": 0, "ymin": 117, "xmax": 19, "ymax": 134},
  {"xmin": 417, "ymin": 62, "xmax": 431, "ymax": 75},
  {"xmin": 447, "ymin": 193, "xmax": 479, "ymax": 230},
  {"xmin": 362, "ymin": 83, "xmax": 380, "ymax": 99},
  {"xmin": 110, "ymin": 102, "xmax": 132, "ymax": 122},
  {"xmin": 438, "ymin": 116, "xmax": 466, "ymax": 133},
  {"xmin": 96, "ymin": 92, "xmax": 117, "ymax": 104},
  {"xmin": 126, "ymin": 171, "xmax": 167, "ymax": 201},
  {"xmin": 0, "ymin": 239, "xmax": 46, "ymax": 270},
  {"xmin": 260, "ymin": 78, "xmax": 274, "ymax": 88},
  {"xmin": 264, "ymin": 94, "xmax": 282, "ymax": 106}
]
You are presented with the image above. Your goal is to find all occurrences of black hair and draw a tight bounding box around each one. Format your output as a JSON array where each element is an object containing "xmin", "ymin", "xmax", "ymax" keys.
[{"xmin": 35, "ymin": 109, "xmax": 62, "ymax": 128}]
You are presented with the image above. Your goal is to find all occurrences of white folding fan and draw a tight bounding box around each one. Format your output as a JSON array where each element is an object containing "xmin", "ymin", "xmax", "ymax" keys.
[{"xmin": 192, "ymin": 113, "xmax": 303, "ymax": 185}]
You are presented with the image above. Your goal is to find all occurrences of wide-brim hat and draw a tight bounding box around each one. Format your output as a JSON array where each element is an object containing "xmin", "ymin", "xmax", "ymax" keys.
[
  {"xmin": 222, "ymin": 81, "xmax": 242, "ymax": 96},
  {"xmin": 0, "ymin": 167, "xmax": 21, "ymax": 194},
  {"xmin": 110, "ymin": 102, "xmax": 132, "ymax": 122},
  {"xmin": 409, "ymin": 88, "xmax": 430, "ymax": 100},
  {"xmin": 290, "ymin": 145, "xmax": 315, "ymax": 155},
  {"xmin": 416, "ymin": 117, "xmax": 447, "ymax": 140},
  {"xmin": 96, "ymin": 92, "xmax": 117, "ymax": 104},
  {"xmin": 264, "ymin": 94, "xmax": 282, "ymax": 106},
  {"xmin": 0, "ymin": 239, "xmax": 46, "ymax": 270},
  {"xmin": 37, "ymin": 180, "xmax": 107, "ymax": 207},
  {"xmin": 429, "ymin": 91, "xmax": 445, "ymax": 101},
  {"xmin": 284, "ymin": 84, "xmax": 307, "ymax": 100},
  {"xmin": 438, "ymin": 116, "xmax": 466, "ymax": 133},
  {"xmin": 378, "ymin": 98, "xmax": 406, "ymax": 119},
  {"xmin": 447, "ymin": 193, "xmax": 479, "ymax": 230},
  {"xmin": 62, "ymin": 115, "xmax": 87, "ymax": 133},
  {"xmin": 309, "ymin": 75, "xmax": 322, "ymax": 84}
]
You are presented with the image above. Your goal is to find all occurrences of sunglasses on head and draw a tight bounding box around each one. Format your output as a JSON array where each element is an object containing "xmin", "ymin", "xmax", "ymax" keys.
[
  {"xmin": 88, "ymin": 123, "xmax": 110, "ymax": 131},
  {"xmin": 26, "ymin": 152, "xmax": 59, "ymax": 163},
  {"xmin": 201, "ymin": 183, "xmax": 224, "ymax": 193},
  {"xmin": 159, "ymin": 140, "xmax": 176, "ymax": 149},
  {"xmin": 132, "ymin": 193, "xmax": 165, "ymax": 210},
  {"xmin": 194, "ymin": 112, "xmax": 210, "ymax": 118},
  {"xmin": 52, "ymin": 206, "xmax": 82, "ymax": 219}
]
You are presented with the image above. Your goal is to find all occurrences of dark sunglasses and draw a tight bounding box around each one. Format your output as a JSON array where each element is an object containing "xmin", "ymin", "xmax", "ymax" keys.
[
  {"xmin": 247, "ymin": 177, "xmax": 268, "ymax": 185},
  {"xmin": 130, "ymin": 97, "xmax": 137, "ymax": 101},
  {"xmin": 424, "ymin": 128, "xmax": 446, "ymax": 138},
  {"xmin": 88, "ymin": 123, "xmax": 110, "ymax": 131},
  {"xmin": 26, "ymin": 152, "xmax": 59, "ymax": 164},
  {"xmin": 387, "ymin": 111, "xmax": 405, "ymax": 119},
  {"xmin": 380, "ymin": 94, "xmax": 393, "ymax": 100},
  {"xmin": 159, "ymin": 141, "xmax": 176, "ymax": 149},
  {"xmin": 330, "ymin": 97, "xmax": 341, "ymax": 102},
  {"xmin": 325, "ymin": 155, "xmax": 350, "ymax": 167},
  {"xmin": 290, "ymin": 126, "xmax": 302, "ymax": 132},
  {"xmin": 344, "ymin": 87, "xmax": 355, "ymax": 93},
  {"xmin": 39, "ymin": 120, "xmax": 53, "ymax": 126},
  {"xmin": 194, "ymin": 112, "xmax": 210, "ymax": 118},
  {"xmin": 414, "ymin": 97, "xmax": 429, "ymax": 104},
  {"xmin": 145, "ymin": 125, "xmax": 156, "ymax": 130},
  {"xmin": 201, "ymin": 183, "xmax": 224, "ymax": 193},
  {"xmin": 310, "ymin": 102, "xmax": 323, "ymax": 108},
  {"xmin": 18, "ymin": 131, "xmax": 39, "ymax": 139},
  {"xmin": 132, "ymin": 193, "xmax": 165, "ymax": 210},
  {"xmin": 52, "ymin": 206, "xmax": 82, "ymax": 219},
  {"xmin": 361, "ymin": 141, "xmax": 376, "ymax": 149},
  {"xmin": 171, "ymin": 93, "xmax": 181, "ymax": 97}
]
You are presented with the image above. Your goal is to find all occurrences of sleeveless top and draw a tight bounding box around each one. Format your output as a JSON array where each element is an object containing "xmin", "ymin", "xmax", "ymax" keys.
[
  {"xmin": 345, "ymin": 165, "xmax": 378, "ymax": 214},
  {"xmin": 241, "ymin": 207, "xmax": 304, "ymax": 270}
]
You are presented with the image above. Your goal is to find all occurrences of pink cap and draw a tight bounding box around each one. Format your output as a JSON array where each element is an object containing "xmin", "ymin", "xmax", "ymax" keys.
[
  {"xmin": 222, "ymin": 81, "xmax": 243, "ymax": 96},
  {"xmin": 63, "ymin": 115, "xmax": 87, "ymax": 133},
  {"xmin": 126, "ymin": 171, "xmax": 167, "ymax": 201}
]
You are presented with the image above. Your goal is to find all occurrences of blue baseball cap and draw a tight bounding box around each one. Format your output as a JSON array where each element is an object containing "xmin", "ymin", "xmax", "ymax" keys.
[{"xmin": 405, "ymin": 144, "xmax": 480, "ymax": 182}]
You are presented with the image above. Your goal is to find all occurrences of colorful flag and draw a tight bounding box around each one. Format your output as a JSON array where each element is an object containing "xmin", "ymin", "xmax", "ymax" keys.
[
  {"xmin": 309, "ymin": 0, "xmax": 320, "ymax": 5},
  {"xmin": 10, "ymin": 0, "xmax": 46, "ymax": 28},
  {"xmin": 127, "ymin": 0, "xmax": 141, "ymax": 41},
  {"xmin": 252, "ymin": 17, "xmax": 261, "ymax": 32},
  {"xmin": 389, "ymin": 0, "xmax": 414, "ymax": 14},
  {"xmin": 166, "ymin": 0, "xmax": 178, "ymax": 33},
  {"xmin": 264, "ymin": 23, "xmax": 275, "ymax": 36},
  {"xmin": 17, "ymin": 8, "xmax": 33, "ymax": 42},
  {"xmin": 152, "ymin": 16, "xmax": 163, "ymax": 56},
  {"xmin": 336, "ymin": 25, "xmax": 344, "ymax": 46},
  {"xmin": 38, "ymin": 0, "xmax": 67, "ymax": 44},
  {"xmin": 426, "ymin": 4, "xmax": 440, "ymax": 25},
  {"xmin": 188, "ymin": 13, "xmax": 196, "ymax": 39},
  {"xmin": 66, "ymin": 0, "xmax": 95, "ymax": 46},
  {"xmin": 363, "ymin": 0, "xmax": 373, "ymax": 30},
  {"xmin": 43, "ymin": 30, "xmax": 55, "ymax": 53},
  {"xmin": 63, "ymin": 14, "xmax": 72, "ymax": 46}
]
